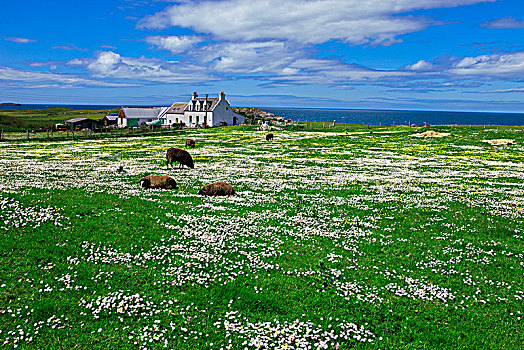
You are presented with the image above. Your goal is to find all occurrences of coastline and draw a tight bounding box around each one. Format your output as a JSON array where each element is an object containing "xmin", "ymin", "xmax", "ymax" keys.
[{"xmin": 1, "ymin": 105, "xmax": 523, "ymax": 127}]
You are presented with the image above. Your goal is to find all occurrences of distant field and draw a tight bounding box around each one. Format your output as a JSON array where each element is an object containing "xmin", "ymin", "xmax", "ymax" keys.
[
  {"xmin": 0, "ymin": 126, "xmax": 523, "ymax": 349},
  {"xmin": 0, "ymin": 108, "xmax": 120, "ymax": 130}
]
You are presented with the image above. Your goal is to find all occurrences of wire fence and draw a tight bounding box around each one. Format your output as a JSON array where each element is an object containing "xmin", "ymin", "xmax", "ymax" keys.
[{"xmin": 0, "ymin": 127, "xmax": 185, "ymax": 143}]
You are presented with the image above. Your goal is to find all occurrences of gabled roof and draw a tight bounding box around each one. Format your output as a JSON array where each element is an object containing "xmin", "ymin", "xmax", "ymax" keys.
[
  {"xmin": 120, "ymin": 107, "xmax": 168, "ymax": 119},
  {"xmin": 185, "ymin": 97, "xmax": 219, "ymax": 112},
  {"xmin": 165, "ymin": 102, "xmax": 188, "ymax": 115},
  {"xmin": 65, "ymin": 117, "xmax": 96, "ymax": 124},
  {"xmin": 101, "ymin": 115, "xmax": 119, "ymax": 121}
]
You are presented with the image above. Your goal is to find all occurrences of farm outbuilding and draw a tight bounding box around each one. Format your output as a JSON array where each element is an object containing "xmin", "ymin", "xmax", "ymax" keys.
[
  {"xmin": 100, "ymin": 114, "xmax": 119, "ymax": 127},
  {"xmin": 117, "ymin": 107, "xmax": 169, "ymax": 128},
  {"xmin": 64, "ymin": 118, "xmax": 101, "ymax": 130}
]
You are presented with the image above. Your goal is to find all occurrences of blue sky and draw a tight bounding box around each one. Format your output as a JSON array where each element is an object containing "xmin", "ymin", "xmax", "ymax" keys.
[{"xmin": 1, "ymin": 0, "xmax": 523, "ymax": 111}]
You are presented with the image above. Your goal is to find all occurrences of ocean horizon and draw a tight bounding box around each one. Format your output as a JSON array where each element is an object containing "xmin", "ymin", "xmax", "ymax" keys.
[{"xmin": 1, "ymin": 104, "xmax": 523, "ymax": 126}]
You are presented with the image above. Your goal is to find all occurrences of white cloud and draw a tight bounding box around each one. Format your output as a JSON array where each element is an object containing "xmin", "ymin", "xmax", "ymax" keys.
[
  {"xmin": 480, "ymin": 87, "xmax": 524, "ymax": 93},
  {"xmin": 448, "ymin": 51, "xmax": 524, "ymax": 78},
  {"xmin": 4, "ymin": 37, "xmax": 36, "ymax": 44},
  {"xmin": 52, "ymin": 44, "xmax": 87, "ymax": 51},
  {"xmin": 76, "ymin": 51, "xmax": 214, "ymax": 83},
  {"xmin": 406, "ymin": 60, "xmax": 434, "ymax": 71},
  {"xmin": 202, "ymin": 42, "xmax": 296, "ymax": 74},
  {"xmin": 0, "ymin": 67, "xmax": 136, "ymax": 87},
  {"xmin": 481, "ymin": 17, "xmax": 524, "ymax": 29},
  {"xmin": 138, "ymin": 0, "xmax": 492, "ymax": 46},
  {"xmin": 145, "ymin": 35, "xmax": 201, "ymax": 54}
]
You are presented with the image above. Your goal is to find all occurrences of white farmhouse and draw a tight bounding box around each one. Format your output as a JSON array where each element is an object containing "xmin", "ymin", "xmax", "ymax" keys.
[
  {"xmin": 162, "ymin": 92, "xmax": 244, "ymax": 127},
  {"xmin": 117, "ymin": 107, "xmax": 169, "ymax": 128}
]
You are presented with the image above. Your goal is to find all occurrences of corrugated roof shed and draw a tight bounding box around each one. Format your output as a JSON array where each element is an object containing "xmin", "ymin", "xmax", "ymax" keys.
[
  {"xmin": 65, "ymin": 117, "xmax": 91, "ymax": 123},
  {"xmin": 121, "ymin": 107, "xmax": 168, "ymax": 119}
]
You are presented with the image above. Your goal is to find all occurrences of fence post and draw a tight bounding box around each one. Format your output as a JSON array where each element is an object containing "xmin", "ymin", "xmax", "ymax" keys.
[
  {"xmin": 72, "ymin": 130, "xmax": 74, "ymax": 140},
  {"xmin": 0, "ymin": 129, "xmax": 3, "ymax": 141},
  {"xmin": 27, "ymin": 130, "xmax": 29, "ymax": 141}
]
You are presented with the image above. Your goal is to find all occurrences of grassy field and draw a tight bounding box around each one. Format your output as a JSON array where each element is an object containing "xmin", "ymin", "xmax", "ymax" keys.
[
  {"xmin": 0, "ymin": 108, "xmax": 120, "ymax": 131},
  {"xmin": 0, "ymin": 125, "xmax": 523, "ymax": 349}
]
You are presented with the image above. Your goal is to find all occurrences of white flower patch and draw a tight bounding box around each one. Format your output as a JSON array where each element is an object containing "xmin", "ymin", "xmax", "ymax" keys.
[
  {"xmin": 220, "ymin": 311, "xmax": 377, "ymax": 349},
  {"xmin": 385, "ymin": 276, "xmax": 456, "ymax": 303},
  {"xmin": 79, "ymin": 291, "xmax": 159, "ymax": 319},
  {"xmin": 0, "ymin": 195, "xmax": 66, "ymax": 231}
]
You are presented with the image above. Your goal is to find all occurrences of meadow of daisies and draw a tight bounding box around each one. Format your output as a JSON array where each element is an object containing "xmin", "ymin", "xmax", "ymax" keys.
[{"xmin": 0, "ymin": 125, "xmax": 523, "ymax": 349}]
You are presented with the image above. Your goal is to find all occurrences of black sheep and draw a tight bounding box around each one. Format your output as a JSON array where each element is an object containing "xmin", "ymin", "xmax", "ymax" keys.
[
  {"xmin": 139, "ymin": 175, "xmax": 178, "ymax": 189},
  {"xmin": 266, "ymin": 133, "xmax": 273, "ymax": 141},
  {"xmin": 166, "ymin": 147, "xmax": 194, "ymax": 169},
  {"xmin": 198, "ymin": 182, "xmax": 236, "ymax": 196}
]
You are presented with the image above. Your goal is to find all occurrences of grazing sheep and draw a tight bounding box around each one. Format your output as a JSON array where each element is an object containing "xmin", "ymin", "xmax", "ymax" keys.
[
  {"xmin": 266, "ymin": 133, "xmax": 273, "ymax": 141},
  {"xmin": 185, "ymin": 138, "xmax": 195, "ymax": 148},
  {"xmin": 198, "ymin": 182, "xmax": 236, "ymax": 197},
  {"xmin": 166, "ymin": 147, "xmax": 194, "ymax": 169},
  {"xmin": 139, "ymin": 175, "xmax": 178, "ymax": 189}
]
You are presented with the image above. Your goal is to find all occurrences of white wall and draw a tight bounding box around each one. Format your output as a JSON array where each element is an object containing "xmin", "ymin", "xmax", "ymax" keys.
[
  {"xmin": 165, "ymin": 112, "xmax": 210, "ymax": 127},
  {"xmin": 118, "ymin": 117, "xmax": 156, "ymax": 128},
  {"xmin": 165, "ymin": 113, "xmax": 185, "ymax": 125},
  {"xmin": 211, "ymin": 99, "xmax": 244, "ymax": 126},
  {"xmin": 163, "ymin": 94, "xmax": 245, "ymax": 127}
]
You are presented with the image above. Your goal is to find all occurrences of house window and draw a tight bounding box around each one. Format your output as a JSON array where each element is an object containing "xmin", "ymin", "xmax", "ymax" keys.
[
  {"xmin": 226, "ymin": 107, "xmax": 229, "ymax": 110},
  {"xmin": 196, "ymin": 116, "xmax": 199, "ymax": 125},
  {"xmin": 189, "ymin": 115, "xmax": 192, "ymax": 123},
  {"xmin": 175, "ymin": 118, "xmax": 178, "ymax": 124}
]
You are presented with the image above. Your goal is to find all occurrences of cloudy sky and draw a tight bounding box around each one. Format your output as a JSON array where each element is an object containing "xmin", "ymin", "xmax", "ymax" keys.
[{"xmin": 1, "ymin": 0, "xmax": 523, "ymax": 111}]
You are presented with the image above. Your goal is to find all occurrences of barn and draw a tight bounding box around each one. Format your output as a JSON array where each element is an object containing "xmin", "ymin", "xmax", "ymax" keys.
[
  {"xmin": 117, "ymin": 107, "xmax": 169, "ymax": 128},
  {"xmin": 100, "ymin": 114, "xmax": 118, "ymax": 127},
  {"xmin": 64, "ymin": 117, "xmax": 101, "ymax": 130}
]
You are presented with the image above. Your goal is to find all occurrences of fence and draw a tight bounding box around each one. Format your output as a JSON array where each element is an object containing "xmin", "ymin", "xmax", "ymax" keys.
[{"xmin": 0, "ymin": 127, "xmax": 184, "ymax": 142}]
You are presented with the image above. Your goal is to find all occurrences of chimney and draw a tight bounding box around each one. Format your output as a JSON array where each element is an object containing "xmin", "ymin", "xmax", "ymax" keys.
[
  {"xmin": 192, "ymin": 92, "xmax": 198, "ymax": 100},
  {"xmin": 219, "ymin": 91, "xmax": 225, "ymax": 101}
]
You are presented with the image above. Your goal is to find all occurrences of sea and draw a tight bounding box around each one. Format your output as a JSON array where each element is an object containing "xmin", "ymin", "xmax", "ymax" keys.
[{"xmin": 2, "ymin": 104, "xmax": 524, "ymax": 126}]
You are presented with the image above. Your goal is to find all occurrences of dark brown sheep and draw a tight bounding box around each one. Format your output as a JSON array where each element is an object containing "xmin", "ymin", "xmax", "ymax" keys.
[
  {"xmin": 139, "ymin": 175, "xmax": 178, "ymax": 189},
  {"xmin": 197, "ymin": 182, "xmax": 236, "ymax": 196},
  {"xmin": 185, "ymin": 138, "xmax": 195, "ymax": 148},
  {"xmin": 166, "ymin": 147, "xmax": 194, "ymax": 169},
  {"xmin": 266, "ymin": 133, "xmax": 273, "ymax": 141}
]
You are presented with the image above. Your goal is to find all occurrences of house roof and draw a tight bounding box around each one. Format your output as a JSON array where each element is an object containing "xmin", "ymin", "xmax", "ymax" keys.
[
  {"xmin": 185, "ymin": 97, "xmax": 219, "ymax": 112},
  {"xmin": 165, "ymin": 102, "xmax": 188, "ymax": 115},
  {"xmin": 64, "ymin": 117, "xmax": 96, "ymax": 124},
  {"xmin": 121, "ymin": 107, "xmax": 168, "ymax": 119},
  {"xmin": 101, "ymin": 115, "xmax": 119, "ymax": 121}
]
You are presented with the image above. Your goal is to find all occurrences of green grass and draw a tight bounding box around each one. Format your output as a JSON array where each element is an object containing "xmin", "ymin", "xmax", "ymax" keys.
[
  {"xmin": 0, "ymin": 126, "xmax": 523, "ymax": 349},
  {"xmin": 0, "ymin": 108, "xmax": 120, "ymax": 131}
]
